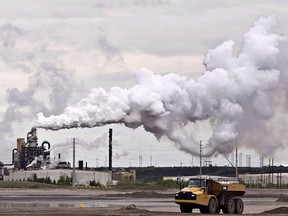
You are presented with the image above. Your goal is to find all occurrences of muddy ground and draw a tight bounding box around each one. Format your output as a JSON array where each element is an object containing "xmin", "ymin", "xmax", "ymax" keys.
[{"xmin": 0, "ymin": 188, "xmax": 288, "ymax": 215}]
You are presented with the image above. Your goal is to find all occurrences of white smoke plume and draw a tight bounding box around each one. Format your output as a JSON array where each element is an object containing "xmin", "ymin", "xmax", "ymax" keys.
[{"xmin": 36, "ymin": 16, "xmax": 288, "ymax": 157}]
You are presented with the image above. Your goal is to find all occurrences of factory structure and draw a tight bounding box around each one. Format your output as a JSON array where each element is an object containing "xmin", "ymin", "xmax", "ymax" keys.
[
  {"xmin": 5, "ymin": 128, "xmax": 287, "ymax": 187},
  {"xmin": 15, "ymin": 128, "xmax": 51, "ymax": 169},
  {"xmin": 0, "ymin": 128, "xmax": 114, "ymax": 186}
]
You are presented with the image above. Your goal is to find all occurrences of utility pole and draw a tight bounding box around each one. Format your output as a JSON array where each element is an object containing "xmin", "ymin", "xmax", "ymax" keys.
[
  {"xmin": 260, "ymin": 155, "xmax": 264, "ymax": 184},
  {"xmin": 191, "ymin": 155, "xmax": 193, "ymax": 167},
  {"xmin": 72, "ymin": 138, "xmax": 76, "ymax": 187},
  {"xmin": 204, "ymin": 157, "xmax": 212, "ymax": 177},
  {"xmin": 139, "ymin": 155, "xmax": 142, "ymax": 167},
  {"xmin": 235, "ymin": 139, "xmax": 238, "ymax": 178},
  {"xmin": 272, "ymin": 159, "xmax": 274, "ymax": 185},
  {"xmin": 269, "ymin": 159, "xmax": 271, "ymax": 184},
  {"xmin": 239, "ymin": 152, "xmax": 242, "ymax": 167},
  {"xmin": 199, "ymin": 140, "xmax": 202, "ymax": 177}
]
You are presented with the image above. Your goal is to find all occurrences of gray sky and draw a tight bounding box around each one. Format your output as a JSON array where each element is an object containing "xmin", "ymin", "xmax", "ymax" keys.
[{"xmin": 0, "ymin": 0, "xmax": 288, "ymax": 167}]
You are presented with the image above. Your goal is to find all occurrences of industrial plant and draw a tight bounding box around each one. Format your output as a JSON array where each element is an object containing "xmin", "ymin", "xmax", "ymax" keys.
[
  {"xmin": 0, "ymin": 128, "xmax": 113, "ymax": 186},
  {"xmin": 1, "ymin": 127, "xmax": 288, "ymax": 188}
]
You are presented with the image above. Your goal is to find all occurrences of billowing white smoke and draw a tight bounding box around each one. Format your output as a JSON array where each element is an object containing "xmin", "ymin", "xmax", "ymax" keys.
[{"xmin": 36, "ymin": 16, "xmax": 288, "ymax": 157}]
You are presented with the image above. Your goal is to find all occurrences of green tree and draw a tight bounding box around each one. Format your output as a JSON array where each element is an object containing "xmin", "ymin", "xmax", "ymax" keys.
[
  {"xmin": 57, "ymin": 175, "xmax": 66, "ymax": 185},
  {"xmin": 32, "ymin": 173, "xmax": 37, "ymax": 181},
  {"xmin": 57, "ymin": 174, "xmax": 72, "ymax": 186},
  {"xmin": 65, "ymin": 176, "xmax": 71, "ymax": 186}
]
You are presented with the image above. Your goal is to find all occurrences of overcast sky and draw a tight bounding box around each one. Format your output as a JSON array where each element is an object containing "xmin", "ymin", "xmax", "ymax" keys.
[{"xmin": 0, "ymin": 0, "xmax": 288, "ymax": 168}]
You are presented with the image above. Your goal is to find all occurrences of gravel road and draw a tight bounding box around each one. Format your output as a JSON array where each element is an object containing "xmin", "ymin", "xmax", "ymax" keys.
[{"xmin": 0, "ymin": 188, "xmax": 288, "ymax": 215}]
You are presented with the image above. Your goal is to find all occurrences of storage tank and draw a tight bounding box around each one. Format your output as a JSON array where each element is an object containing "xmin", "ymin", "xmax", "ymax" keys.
[{"xmin": 17, "ymin": 138, "xmax": 25, "ymax": 152}]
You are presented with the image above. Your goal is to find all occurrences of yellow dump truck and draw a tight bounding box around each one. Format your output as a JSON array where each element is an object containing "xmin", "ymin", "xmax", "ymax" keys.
[{"xmin": 175, "ymin": 178, "xmax": 245, "ymax": 214}]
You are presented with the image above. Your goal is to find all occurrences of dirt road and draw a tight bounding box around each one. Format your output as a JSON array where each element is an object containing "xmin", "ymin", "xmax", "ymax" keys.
[{"xmin": 0, "ymin": 188, "xmax": 288, "ymax": 215}]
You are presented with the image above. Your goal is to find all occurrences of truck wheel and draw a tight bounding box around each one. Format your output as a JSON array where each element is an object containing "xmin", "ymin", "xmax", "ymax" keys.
[
  {"xmin": 180, "ymin": 204, "xmax": 192, "ymax": 213},
  {"xmin": 234, "ymin": 198, "xmax": 244, "ymax": 214},
  {"xmin": 222, "ymin": 199, "xmax": 235, "ymax": 214},
  {"xmin": 207, "ymin": 197, "xmax": 217, "ymax": 214}
]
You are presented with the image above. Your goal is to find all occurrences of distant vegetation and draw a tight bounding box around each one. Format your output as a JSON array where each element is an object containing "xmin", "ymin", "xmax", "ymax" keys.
[
  {"xmin": 114, "ymin": 179, "xmax": 178, "ymax": 190},
  {"xmin": 0, "ymin": 181, "xmax": 62, "ymax": 189},
  {"xmin": 128, "ymin": 166, "xmax": 288, "ymax": 181},
  {"xmin": 0, "ymin": 173, "xmax": 72, "ymax": 188}
]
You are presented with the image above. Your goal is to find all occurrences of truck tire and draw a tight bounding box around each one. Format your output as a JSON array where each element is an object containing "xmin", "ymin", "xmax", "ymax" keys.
[
  {"xmin": 199, "ymin": 197, "xmax": 217, "ymax": 214},
  {"xmin": 180, "ymin": 204, "xmax": 192, "ymax": 213},
  {"xmin": 222, "ymin": 199, "xmax": 235, "ymax": 214},
  {"xmin": 207, "ymin": 197, "xmax": 217, "ymax": 214},
  {"xmin": 234, "ymin": 198, "xmax": 244, "ymax": 214}
]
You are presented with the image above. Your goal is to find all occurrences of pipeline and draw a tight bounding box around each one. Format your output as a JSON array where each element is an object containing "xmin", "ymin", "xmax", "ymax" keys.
[
  {"xmin": 3, "ymin": 148, "xmax": 18, "ymax": 166},
  {"xmin": 41, "ymin": 141, "xmax": 50, "ymax": 150}
]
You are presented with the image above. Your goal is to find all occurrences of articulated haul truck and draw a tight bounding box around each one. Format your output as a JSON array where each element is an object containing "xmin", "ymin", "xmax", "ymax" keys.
[{"xmin": 175, "ymin": 178, "xmax": 245, "ymax": 214}]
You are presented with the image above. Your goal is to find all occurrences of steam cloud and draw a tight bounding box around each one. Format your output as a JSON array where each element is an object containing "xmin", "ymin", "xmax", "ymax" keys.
[{"xmin": 36, "ymin": 16, "xmax": 288, "ymax": 157}]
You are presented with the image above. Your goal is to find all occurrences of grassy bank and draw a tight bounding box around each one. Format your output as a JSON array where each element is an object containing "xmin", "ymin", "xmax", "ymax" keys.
[
  {"xmin": 114, "ymin": 179, "xmax": 178, "ymax": 190},
  {"xmin": 0, "ymin": 181, "xmax": 63, "ymax": 189},
  {"xmin": 0, "ymin": 179, "xmax": 179, "ymax": 190}
]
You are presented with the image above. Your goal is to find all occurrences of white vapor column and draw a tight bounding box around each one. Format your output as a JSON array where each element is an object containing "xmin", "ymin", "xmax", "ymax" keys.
[{"xmin": 36, "ymin": 16, "xmax": 288, "ymax": 158}]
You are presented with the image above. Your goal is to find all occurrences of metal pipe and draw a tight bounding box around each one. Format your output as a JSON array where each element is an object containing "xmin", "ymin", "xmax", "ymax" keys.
[
  {"xmin": 224, "ymin": 155, "xmax": 235, "ymax": 167},
  {"xmin": 27, "ymin": 132, "xmax": 32, "ymax": 142},
  {"xmin": 3, "ymin": 148, "xmax": 18, "ymax": 166},
  {"xmin": 41, "ymin": 141, "xmax": 50, "ymax": 150}
]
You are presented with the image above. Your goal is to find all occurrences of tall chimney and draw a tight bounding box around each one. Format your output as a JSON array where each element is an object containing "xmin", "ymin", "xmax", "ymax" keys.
[{"xmin": 109, "ymin": 128, "xmax": 112, "ymax": 171}]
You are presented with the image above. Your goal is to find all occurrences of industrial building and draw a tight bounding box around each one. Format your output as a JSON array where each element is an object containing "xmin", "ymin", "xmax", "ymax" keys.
[
  {"xmin": 239, "ymin": 173, "xmax": 288, "ymax": 188},
  {"xmin": 5, "ymin": 169, "xmax": 111, "ymax": 186},
  {"xmin": 13, "ymin": 128, "xmax": 51, "ymax": 170},
  {"xmin": 0, "ymin": 127, "xmax": 115, "ymax": 186}
]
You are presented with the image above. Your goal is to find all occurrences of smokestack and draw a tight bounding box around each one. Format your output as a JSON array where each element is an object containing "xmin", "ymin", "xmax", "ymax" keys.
[
  {"xmin": 79, "ymin": 160, "xmax": 83, "ymax": 170},
  {"xmin": 109, "ymin": 128, "xmax": 112, "ymax": 171}
]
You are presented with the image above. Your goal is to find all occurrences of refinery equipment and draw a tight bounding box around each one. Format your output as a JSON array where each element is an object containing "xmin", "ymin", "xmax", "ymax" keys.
[{"xmin": 14, "ymin": 128, "xmax": 51, "ymax": 170}]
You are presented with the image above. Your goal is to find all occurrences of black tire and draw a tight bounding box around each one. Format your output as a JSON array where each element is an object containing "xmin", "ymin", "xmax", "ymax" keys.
[
  {"xmin": 234, "ymin": 198, "xmax": 244, "ymax": 214},
  {"xmin": 180, "ymin": 204, "xmax": 193, "ymax": 213},
  {"xmin": 222, "ymin": 199, "xmax": 235, "ymax": 214},
  {"xmin": 207, "ymin": 197, "xmax": 217, "ymax": 214}
]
